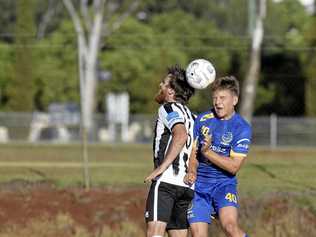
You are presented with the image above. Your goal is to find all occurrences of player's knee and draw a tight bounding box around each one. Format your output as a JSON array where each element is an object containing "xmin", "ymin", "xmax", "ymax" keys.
[
  {"xmin": 190, "ymin": 226, "xmax": 208, "ymax": 237},
  {"xmin": 222, "ymin": 221, "xmax": 239, "ymax": 236},
  {"xmin": 147, "ymin": 228, "xmax": 164, "ymax": 237},
  {"xmin": 147, "ymin": 230, "xmax": 163, "ymax": 237},
  {"xmin": 146, "ymin": 222, "xmax": 166, "ymax": 237},
  {"xmin": 146, "ymin": 229, "xmax": 152, "ymax": 237}
]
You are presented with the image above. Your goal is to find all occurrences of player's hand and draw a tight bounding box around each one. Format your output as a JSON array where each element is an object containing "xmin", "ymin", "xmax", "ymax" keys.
[
  {"xmin": 201, "ymin": 135, "xmax": 212, "ymax": 154},
  {"xmin": 184, "ymin": 171, "xmax": 196, "ymax": 185},
  {"xmin": 144, "ymin": 167, "xmax": 163, "ymax": 183}
]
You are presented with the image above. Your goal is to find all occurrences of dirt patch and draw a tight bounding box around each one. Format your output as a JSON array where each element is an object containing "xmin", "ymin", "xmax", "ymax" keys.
[
  {"xmin": 0, "ymin": 181, "xmax": 148, "ymax": 232},
  {"xmin": 0, "ymin": 181, "xmax": 315, "ymax": 237}
]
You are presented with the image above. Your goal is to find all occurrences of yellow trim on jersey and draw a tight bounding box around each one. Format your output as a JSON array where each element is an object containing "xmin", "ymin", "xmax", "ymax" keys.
[
  {"xmin": 201, "ymin": 126, "xmax": 210, "ymax": 136},
  {"xmin": 230, "ymin": 150, "xmax": 247, "ymax": 158},
  {"xmin": 200, "ymin": 113, "xmax": 214, "ymax": 121}
]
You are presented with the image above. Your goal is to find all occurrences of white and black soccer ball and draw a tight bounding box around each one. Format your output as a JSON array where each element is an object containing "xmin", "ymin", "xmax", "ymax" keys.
[{"xmin": 186, "ymin": 59, "xmax": 216, "ymax": 89}]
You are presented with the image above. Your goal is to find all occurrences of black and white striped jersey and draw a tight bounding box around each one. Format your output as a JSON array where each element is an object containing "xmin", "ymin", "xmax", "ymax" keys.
[{"xmin": 153, "ymin": 102, "xmax": 195, "ymax": 188}]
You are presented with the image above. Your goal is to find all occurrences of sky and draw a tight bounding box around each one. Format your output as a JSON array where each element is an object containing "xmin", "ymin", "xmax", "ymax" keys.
[
  {"xmin": 299, "ymin": 0, "xmax": 314, "ymax": 6},
  {"xmin": 299, "ymin": 0, "xmax": 314, "ymax": 13},
  {"xmin": 275, "ymin": 0, "xmax": 313, "ymax": 6},
  {"xmin": 274, "ymin": 0, "xmax": 314, "ymax": 13}
]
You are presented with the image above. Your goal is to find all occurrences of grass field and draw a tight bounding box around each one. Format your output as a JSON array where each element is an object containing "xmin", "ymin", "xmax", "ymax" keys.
[
  {"xmin": 0, "ymin": 144, "xmax": 315, "ymax": 199},
  {"xmin": 0, "ymin": 144, "xmax": 315, "ymax": 204},
  {"xmin": 0, "ymin": 143, "xmax": 315, "ymax": 236},
  {"xmin": 0, "ymin": 143, "xmax": 315, "ymax": 190}
]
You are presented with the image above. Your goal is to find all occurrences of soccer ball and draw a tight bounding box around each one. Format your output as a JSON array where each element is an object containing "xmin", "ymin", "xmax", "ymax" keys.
[{"xmin": 186, "ymin": 59, "xmax": 216, "ymax": 89}]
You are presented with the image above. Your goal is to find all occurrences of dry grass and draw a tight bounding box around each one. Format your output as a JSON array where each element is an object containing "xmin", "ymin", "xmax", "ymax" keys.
[{"xmin": 0, "ymin": 213, "xmax": 144, "ymax": 237}]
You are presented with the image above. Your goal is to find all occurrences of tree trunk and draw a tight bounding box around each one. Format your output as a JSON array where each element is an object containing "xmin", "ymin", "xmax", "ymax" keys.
[
  {"xmin": 63, "ymin": 0, "xmax": 140, "ymax": 189},
  {"xmin": 240, "ymin": 0, "xmax": 266, "ymax": 122},
  {"xmin": 63, "ymin": 0, "xmax": 106, "ymax": 189}
]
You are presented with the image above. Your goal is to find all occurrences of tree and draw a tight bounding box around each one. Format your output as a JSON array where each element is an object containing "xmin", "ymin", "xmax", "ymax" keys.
[
  {"xmin": 253, "ymin": 0, "xmax": 309, "ymax": 116},
  {"xmin": 0, "ymin": 43, "xmax": 14, "ymax": 108},
  {"xmin": 34, "ymin": 20, "xmax": 78, "ymax": 111},
  {"xmin": 99, "ymin": 10, "xmax": 235, "ymax": 114},
  {"xmin": 0, "ymin": 0, "xmax": 16, "ymax": 43},
  {"xmin": 304, "ymin": 0, "xmax": 316, "ymax": 116},
  {"xmin": 62, "ymin": 0, "xmax": 140, "ymax": 189},
  {"xmin": 8, "ymin": 0, "xmax": 36, "ymax": 111},
  {"xmin": 63, "ymin": 0, "xmax": 140, "ymax": 136},
  {"xmin": 36, "ymin": 0, "xmax": 64, "ymax": 39},
  {"xmin": 240, "ymin": 0, "xmax": 266, "ymax": 122}
]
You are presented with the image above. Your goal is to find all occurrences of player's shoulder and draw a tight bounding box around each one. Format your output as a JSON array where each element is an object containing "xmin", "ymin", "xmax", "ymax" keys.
[
  {"xmin": 233, "ymin": 113, "xmax": 252, "ymax": 133},
  {"xmin": 158, "ymin": 102, "xmax": 186, "ymax": 121},
  {"xmin": 196, "ymin": 110, "xmax": 215, "ymax": 123},
  {"xmin": 159, "ymin": 102, "xmax": 185, "ymax": 113},
  {"xmin": 158, "ymin": 102, "xmax": 172, "ymax": 113}
]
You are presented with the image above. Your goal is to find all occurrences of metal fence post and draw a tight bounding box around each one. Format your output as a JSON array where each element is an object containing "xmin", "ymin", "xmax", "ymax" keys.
[{"xmin": 270, "ymin": 114, "xmax": 277, "ymax": 149}]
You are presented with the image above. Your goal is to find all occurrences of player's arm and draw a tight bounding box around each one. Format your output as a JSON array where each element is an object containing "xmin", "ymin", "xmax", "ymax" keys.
[
  {"xmin": 184, "ymin": 139, "xmax": 198, "ymax": 185},
  {"xmin": 201, "ymin": 136, "xmax": 246, "ymax": 175},
  {"xmin": 144, "ymin": 123, "xmax": 187, "ymax": 182}
]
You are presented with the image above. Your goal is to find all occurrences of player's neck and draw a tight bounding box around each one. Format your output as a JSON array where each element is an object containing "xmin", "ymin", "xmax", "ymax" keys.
[
  {"xmin": 220, "ymin": 111, "xmax": 235, "ymax": 120},
  {"xmin": 165, "ymin": 96, "xmax": 177, "ymax": 103}
]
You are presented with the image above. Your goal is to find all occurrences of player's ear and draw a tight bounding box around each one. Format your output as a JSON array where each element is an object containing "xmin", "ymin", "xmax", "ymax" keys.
[
  {"xmin": 233, "ymin": 95, "xmax": 238, "ymax": 106},
  {"xmin": 168, "ymin": 87, "xmax": 175, "ymax": 96}
]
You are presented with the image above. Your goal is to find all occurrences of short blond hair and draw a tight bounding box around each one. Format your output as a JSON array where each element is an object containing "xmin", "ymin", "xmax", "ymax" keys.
[{"xmin": 211, "ymin": 76, "xmax": 239, "ymax": 97}]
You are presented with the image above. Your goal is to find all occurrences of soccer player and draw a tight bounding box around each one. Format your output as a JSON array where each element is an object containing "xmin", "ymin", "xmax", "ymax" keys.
[
  {"xmin": 144, "ymin": 65, "xmax": 195, "ymax": 237},
  {"xmin": 184, "ymin": 76, "xmax": 252, "ymax": 237}
]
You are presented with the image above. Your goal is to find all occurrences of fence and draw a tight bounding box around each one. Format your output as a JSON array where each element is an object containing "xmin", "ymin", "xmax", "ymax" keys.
[{"xmin": 0, "ymin": 112, "xmax": 315, "ymax": 148}]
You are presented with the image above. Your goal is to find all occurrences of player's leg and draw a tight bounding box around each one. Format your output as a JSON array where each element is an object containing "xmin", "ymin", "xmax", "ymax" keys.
[
  {"xmin": 145, "ymin": 181, "xmax": 176, "ymax": 237},
  {"xmin": 167, "ymin": 187, "xmax": 194, "ymax": 237},
  {"xmin": 218, "ymin": 206, "xmax": 245, "ymax": 237},
  {"xmin": 187, "ymin": 188, "xmax": 212, "ymax": 237},
  {"xmin": 213, "ymin": 184, "xmax": 247, "ymax": 237},
  {"xmin": 190, "ymin": 222, "xmax": 209, "ymax": 237},
  {"xmin": 147, "ymin": 221, "xmax": 167, "ymax": 237},
  {"xmin": 168, "ymin": 229, "xmax": 187, "ymax": 237}
]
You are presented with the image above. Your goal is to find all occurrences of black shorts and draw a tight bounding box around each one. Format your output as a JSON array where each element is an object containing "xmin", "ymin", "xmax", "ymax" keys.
[{"xmin": 145, "ymin": 181, "xmax": 194, "ymax": 230}]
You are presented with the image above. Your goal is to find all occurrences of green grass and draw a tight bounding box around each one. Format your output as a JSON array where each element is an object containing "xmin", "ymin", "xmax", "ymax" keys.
[
  {"xmin": 0, "ymin": 143, "xmax": 153, "ymax": 187},
  {"xmin": 0, "ymin": 144, "xmax": 315, "ymax": 193},
  {"xmin": 239, "ymin": 148, "xmax": 316, "ymax": 195}
]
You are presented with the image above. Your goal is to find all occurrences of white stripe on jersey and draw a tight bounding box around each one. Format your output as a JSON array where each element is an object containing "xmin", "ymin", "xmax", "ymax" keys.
[
  {"xmin": 236, "ymin": 138, "xmax": 251, "ymax": 144},
  {"xmin": 153, "ymin": 102, "xmax": 194, "ymax": 188}
]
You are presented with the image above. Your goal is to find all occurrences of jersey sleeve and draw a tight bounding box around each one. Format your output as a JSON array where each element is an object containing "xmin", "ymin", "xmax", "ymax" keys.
[
  {"xmin": 230, "ymin": 126, "xmax": 252, "ymax": 158},
  {"xmin": 159, "ymin": 103, "xmax": 185, "ymax": 131}
]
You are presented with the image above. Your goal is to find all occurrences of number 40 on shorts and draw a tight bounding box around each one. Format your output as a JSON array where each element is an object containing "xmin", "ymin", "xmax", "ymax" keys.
[{"xmin": 225, "ymin": 192, "xmax": 237, "ymax": 203}]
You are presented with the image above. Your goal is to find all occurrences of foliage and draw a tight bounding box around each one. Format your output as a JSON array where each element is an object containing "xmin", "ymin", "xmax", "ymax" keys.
[
  {"xmin": 146, "ymin": 0, "xmax": 249, "ymax": 35},
  {"xmin": 0, "ymin": 0, "xmax": 314, "ymax": 115},
  {"xmin": 100, "ymin": 10, "xmax": 237, "ymax": 113},
  {"xmin": 0, "ymin": 43, "xmax": 14, "ymax": 109},
  {"xmin": 302, "ymin": 2, "xmax": 316, "ymax": 116},
  {"xmin": 256, "ymin": 0, "xmax": 311, "ymax": 116},
  {"xmin": 34, "ymin": 20, "xmax": 79, "ymax": 110},
  {"xmin": 7, "ymin": 0, "xmax": 36, "ymax": 111},
  {"xmin": 0, "ymin": 0, "xmax": 16, "ymax": 43},
  {"xmin": 100, "ymin": 17, "xmax": 168, "ymax": 113}
]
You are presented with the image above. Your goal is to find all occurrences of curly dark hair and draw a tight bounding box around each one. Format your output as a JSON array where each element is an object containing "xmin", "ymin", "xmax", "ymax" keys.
[
  {"xmin": 211, "ymin": 75, "xmax": 240, "ymax": 97},
  {"xmin": 167, "ymin": 65, "xmax": 195, "ymax": 104}
]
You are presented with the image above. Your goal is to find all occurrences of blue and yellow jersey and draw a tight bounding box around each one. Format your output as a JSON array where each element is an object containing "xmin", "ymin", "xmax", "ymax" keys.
[{"xmin": 194, "ymin": 109, "xmax": 252, "ymax": 184}]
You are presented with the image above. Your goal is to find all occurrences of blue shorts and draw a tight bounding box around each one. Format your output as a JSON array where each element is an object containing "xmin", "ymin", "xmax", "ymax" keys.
[{"xmin": 187, "ymin": 182, "xmax": 239, "ymax": 224}]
